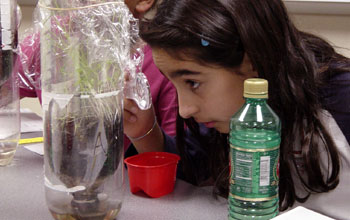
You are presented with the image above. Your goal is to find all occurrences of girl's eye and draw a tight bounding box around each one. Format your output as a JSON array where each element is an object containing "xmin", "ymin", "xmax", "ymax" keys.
[{"xmin": 185, "ymin": 80, "xmax": 200, "ymax": 90}]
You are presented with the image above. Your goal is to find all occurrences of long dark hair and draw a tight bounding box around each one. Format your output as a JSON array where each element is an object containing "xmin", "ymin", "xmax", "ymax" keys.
[{"xmin": 140, "ymin": 0, "xmax": 350, "ymax": 210}]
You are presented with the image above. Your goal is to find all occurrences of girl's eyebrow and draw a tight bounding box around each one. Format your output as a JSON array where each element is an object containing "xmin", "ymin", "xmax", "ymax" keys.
[{"xmin": 169, "ymin": 69, "xmax": 201, "ymax": 78}]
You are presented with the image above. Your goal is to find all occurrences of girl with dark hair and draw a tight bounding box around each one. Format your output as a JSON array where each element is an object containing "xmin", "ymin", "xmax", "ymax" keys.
[{"xmin": 123, "ymin": 0, "xmax": 350, "ymax": 218}]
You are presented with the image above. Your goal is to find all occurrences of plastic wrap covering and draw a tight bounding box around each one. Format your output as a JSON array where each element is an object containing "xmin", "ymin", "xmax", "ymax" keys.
[{"xmin": 16, "ymin": 27, "xmax": 41, "ymax": 97}]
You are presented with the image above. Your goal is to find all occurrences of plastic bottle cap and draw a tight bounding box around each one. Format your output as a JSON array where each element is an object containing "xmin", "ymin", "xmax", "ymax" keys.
[{"xmin": 243, "ymin": 78, "xmax": 268, "ymax": 98}]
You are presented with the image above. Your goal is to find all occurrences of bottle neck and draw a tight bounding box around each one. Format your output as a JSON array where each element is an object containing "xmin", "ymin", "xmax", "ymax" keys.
[{"xmin": 244, "ymin": 97, "xmax": 268, "ymax": 104}]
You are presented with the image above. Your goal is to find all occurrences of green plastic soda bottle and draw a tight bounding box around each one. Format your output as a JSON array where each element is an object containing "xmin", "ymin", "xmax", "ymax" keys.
[{"xmin": 228, "ymin": 78, "xmax": 281, "ymax": 220}]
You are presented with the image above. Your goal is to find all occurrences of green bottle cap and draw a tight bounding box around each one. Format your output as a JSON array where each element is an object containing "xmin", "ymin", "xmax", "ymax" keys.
[{"xmin": 243, "ymin": 78, "xmax": 268, "ymax": 98}]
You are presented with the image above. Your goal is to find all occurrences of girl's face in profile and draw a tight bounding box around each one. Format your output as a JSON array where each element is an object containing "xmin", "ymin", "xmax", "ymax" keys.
[{"xmin": 152, "ymin": 48, "xmax": 257, "ymax": 133}]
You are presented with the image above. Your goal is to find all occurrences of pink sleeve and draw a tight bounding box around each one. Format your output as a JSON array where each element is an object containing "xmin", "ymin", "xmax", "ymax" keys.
[{"xmin": 153, "ymin": 77, "xmax": 177, "ymax": 137}]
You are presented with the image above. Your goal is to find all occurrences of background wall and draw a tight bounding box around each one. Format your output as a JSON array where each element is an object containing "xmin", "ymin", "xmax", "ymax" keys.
[
  {"xmin": 17, "ymin": 3, "xmax": 350, "ymax": 116},
  {"xmin": 291, "ymin": 14, "xmax": 350, "ymax": 57}
]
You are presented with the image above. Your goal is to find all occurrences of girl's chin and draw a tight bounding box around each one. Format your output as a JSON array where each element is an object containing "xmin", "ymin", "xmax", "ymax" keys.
[{"xmin": 214, "ymin": 125, "xmax": 230, "ymax": 134}]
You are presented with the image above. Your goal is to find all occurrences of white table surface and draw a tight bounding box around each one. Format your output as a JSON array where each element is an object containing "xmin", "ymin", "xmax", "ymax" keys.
[{"xmin": 0, "ymin": 146, "xmax": 228, "ymax": 220}]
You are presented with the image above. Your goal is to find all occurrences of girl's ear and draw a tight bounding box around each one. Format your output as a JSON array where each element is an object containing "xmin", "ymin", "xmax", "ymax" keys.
[
  {"xmin": 135, "ymin": 0, "xmax": 155, "ymax": 15},
  {"xmin": 240, "ymin": 54, "xmax": 258, "ymax": 78}
]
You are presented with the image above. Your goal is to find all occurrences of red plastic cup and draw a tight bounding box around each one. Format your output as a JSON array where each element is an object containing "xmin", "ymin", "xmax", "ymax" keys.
[{"xmin": 124, "ymin": 152, "xmax": 180, "ymax": 198}]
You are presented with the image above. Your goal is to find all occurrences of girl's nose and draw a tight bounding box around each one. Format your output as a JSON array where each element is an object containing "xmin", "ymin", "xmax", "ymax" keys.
[{"xmin": 178, "ymin": 96, "xmax": 199, "ymax": 119}]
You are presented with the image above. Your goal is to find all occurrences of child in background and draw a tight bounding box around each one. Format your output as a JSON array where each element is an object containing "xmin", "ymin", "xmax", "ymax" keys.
[
  {"xmin": 123, "ymin": 0, "xmax": 350, "ymax": 218},
  {"xmin": 16, "ymin": 0, "xmax": 177, "ymax": 150}
]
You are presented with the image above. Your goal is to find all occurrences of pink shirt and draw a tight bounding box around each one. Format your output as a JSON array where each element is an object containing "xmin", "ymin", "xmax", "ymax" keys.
[{"xmin": 17, "ymin": 36, "xmax": 177, "ymax": 150}]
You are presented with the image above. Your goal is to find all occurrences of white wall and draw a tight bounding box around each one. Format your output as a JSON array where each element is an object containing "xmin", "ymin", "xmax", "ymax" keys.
[
  {"xmin": 291, "ymin": 13, "xmax": 350, "ymax": 58},
  {"xmin": 19, "ymin": 6, "xmax": 35, "ymax": 36}
]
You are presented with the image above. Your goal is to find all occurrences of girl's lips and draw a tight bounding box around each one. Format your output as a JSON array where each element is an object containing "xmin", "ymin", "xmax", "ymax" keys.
[{"xmin": 203, "ymin": 121, "xmax": 215, "ymax": 128}]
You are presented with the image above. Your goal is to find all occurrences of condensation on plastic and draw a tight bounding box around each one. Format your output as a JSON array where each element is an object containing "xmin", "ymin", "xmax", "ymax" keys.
[{"xmin": 18, "ymin": 0, "xmax": 151, "ymax": 110}]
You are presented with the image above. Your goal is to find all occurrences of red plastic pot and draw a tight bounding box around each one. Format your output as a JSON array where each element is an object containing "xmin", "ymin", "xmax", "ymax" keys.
[{"xmin": 124, "ymin": 152, "xmax": 180, "ymax": 198}]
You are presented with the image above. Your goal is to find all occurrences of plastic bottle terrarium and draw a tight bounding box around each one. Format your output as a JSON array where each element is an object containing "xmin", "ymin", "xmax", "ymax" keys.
[{"xmin": 37, "ymin": 0, "xmax": 150, "ymax": 219}]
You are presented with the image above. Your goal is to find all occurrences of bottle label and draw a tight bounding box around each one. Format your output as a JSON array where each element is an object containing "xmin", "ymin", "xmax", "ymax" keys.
[{"xmin": 230, "ymin": 144, "xmax": 279, "ymax": 201}]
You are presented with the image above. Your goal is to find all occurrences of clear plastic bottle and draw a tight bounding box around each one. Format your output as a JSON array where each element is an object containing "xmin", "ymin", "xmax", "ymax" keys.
[
  {"xmin": 0, "ymin": 0, "xmax": 20, "ymax": 166},
  {"xmin": 228, "ymin": 78, "xmax": 281, "ymax": 220}
]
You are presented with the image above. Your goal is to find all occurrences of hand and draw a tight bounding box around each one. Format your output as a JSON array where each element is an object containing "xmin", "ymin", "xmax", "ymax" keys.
[
  {"xmin": 124, "ymin": 98, "xmax": 164, "ymax": 153},
  {"xmin": 124, "ymin": 98, "xmax": 156, "ymax": 140}
]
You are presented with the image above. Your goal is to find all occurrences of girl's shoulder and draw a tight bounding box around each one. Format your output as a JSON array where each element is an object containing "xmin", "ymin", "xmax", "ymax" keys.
[
  {"xmin": 319, "ymin": 67, "xmax": 350, "ymax": 143},
  {"xmin": 320, "ymin": 69, "xmax": 350, "ymax": 103}
]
